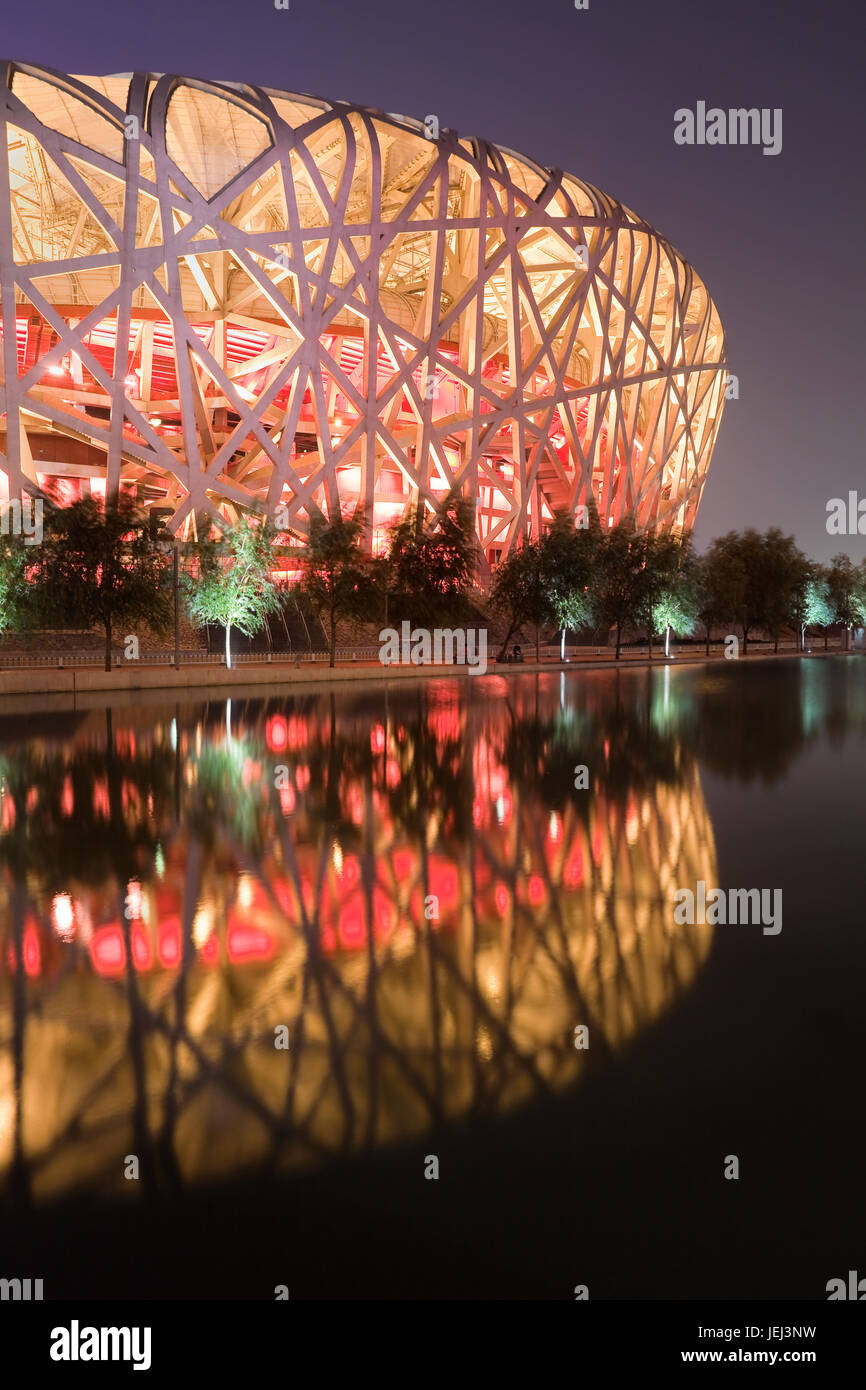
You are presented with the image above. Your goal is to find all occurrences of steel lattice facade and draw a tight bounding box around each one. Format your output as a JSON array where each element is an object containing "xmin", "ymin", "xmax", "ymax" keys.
[{"xmin": 0, "ymin": 62, "xmax": 727, "ymax": 561}]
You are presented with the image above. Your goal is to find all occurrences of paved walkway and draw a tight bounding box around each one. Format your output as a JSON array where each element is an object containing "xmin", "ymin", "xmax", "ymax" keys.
[{"xmin": 0, "ymin": 645, "xmax": 853, "ymax": 712}]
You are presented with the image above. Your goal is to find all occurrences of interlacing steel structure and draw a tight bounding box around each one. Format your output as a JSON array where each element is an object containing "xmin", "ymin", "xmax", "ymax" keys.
[{"xmin": 1, "ymin": 62, "xmax": 727, "ymax": 564}]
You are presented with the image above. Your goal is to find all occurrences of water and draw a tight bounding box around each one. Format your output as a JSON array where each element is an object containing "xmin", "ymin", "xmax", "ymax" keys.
[{"xmin": 0, "ymin": 657, "xmax": 863, "ymax": 1298}]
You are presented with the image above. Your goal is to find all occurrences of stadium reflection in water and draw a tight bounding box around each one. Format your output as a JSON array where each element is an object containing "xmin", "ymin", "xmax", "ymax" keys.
[{"xmin": 0, "ymin": 670, "xmax": 719, "ymax": 1202}]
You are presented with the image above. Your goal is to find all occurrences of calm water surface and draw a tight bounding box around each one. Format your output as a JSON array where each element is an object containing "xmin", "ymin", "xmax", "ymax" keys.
[{"xmin": 0, "ymin": 657, "xmax": 863, "ymax": 1298}]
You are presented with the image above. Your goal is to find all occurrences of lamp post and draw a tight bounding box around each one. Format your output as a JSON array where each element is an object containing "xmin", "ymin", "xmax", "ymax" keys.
[
  {"xmin": 158, "ymin": 530, "xmax": 181, "ymax": 668},
  {"xmin": 383, "ymin": 554, "xmax": 393, "ymax": 631}
]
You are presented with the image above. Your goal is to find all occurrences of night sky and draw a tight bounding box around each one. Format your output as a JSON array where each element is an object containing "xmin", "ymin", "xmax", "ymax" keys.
[{"xmin": 3, "ymin": 0, "xmax": 862, "ymax": 561}]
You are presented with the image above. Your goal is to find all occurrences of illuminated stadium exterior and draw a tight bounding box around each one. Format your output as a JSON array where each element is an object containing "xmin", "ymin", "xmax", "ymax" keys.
[{"xmin": 0, "ymin": 62, "xmax": 727, "ymax": 566}]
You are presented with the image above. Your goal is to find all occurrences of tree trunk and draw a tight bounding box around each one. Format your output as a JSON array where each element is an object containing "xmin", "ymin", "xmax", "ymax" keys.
[
  {"xmin": 225, "ymin": 622, "xmax": 232, "ymax": 669},
  {"xmin": 648, "ymin": 625, "xmax": 653, "ymax": 660},
  {"xmin": 665, "ymin": 624, "xmax": 671, "ymax": 658},
  {"xmin": 329, "ymin": 611, "xmax": 337, "ymax": 668},
  {"xmin": 104, "ymin": 617, "xmax": 112, "ymax": 672},
  {"xmin": 705, "ymin": 626, "xmax": 711, "ymax": 656},
  {"xmin": 535, "ymin": 625, "xmax": 540, "ymax": 663},
  {"xmin": 560, "ymin": 629, "xmax": 566, "ymax": 662},
  {"xmin": 497, "ymin": 617, "xmax": 518, "ymax": 663},
  {"xmin": 615, "ymin": 621, "xmax": 622, "ymax": 660},
  {"xmin": 774, "ymin": 634, "xmax": 779, "ymax": 653}
]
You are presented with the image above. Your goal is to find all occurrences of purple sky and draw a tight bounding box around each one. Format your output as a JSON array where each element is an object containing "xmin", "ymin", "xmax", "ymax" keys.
[{"xmin": 3, "ymin": 0, "xmax": 862, "ymax": 561}]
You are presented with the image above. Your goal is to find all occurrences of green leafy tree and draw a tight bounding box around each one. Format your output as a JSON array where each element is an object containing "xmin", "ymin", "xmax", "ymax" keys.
[
  {"xmin": 637, "ymin": 532, "xmax": 691, "ymax": 659},
  {"xmin": 827, "ymin": 553, "xmax": 866, "ymax": 647},
  {"xmin": 488, "ymin": 537, "xmax": 550, "ymax": 661},
  {"xmin": 703, "ymin": 532, "xmax": 757, "ymax": 649},
  {"xmin": 762, "ymin": 534, "xmax": 810, "ymax": 652},
  {"xmin": 802, "ymin": 569, "xmax": 835, "ymax": 649},
  {"xmin": 29, "ymin": 495, "xmax": 171, "ymax": 671},
  {"xmin": 539, "ymin": 511, "xmax": 600, "ymax": 659},
  {"xmin": 653, "ymin": 544, "xmax": 701, "ymax": 657},
  {"xmin": 183, "ymin": 514, "xmax": 282, "ymax": 669},
  {"xmin": 385, "ymin": 492, "xmax": 477, "ymax": 625},
  {"xmin": 0, "ymin": 535, "xmax": 31, "ymax": 638},
  {"xmin": 693, "ymin": 546, "xmax": 739, "ymax": 655},
  {"xmin": 591, "ymin": 521, "xmax": 652, "ymax": 660},
  {"xmin": 699, "ymin": 528, "xmax": 804, "ymax": 654},
  {"xmin": 301, "ymin": 514, "xmax": 378, "ymax": 667}
]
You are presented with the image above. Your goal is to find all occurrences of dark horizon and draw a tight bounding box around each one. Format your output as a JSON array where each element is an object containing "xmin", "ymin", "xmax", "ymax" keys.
[{"xmin": 2, "ymin": 0, "xmax": 863, "ymax": 562}]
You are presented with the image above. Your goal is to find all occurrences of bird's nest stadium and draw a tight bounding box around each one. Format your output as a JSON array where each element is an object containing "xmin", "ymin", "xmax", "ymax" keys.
[{"xmin": 0, "ymin": 62, "xmax": 727, "ymax": 568}]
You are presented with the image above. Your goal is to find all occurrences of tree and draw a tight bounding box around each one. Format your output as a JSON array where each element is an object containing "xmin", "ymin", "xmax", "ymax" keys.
[
  {"xmin": 718, "ymin": 529, "xmax": 764, "ymax": 652},
  {"xmin": 802, "ymin": 569, "xmax": 834, "ymax": 649},
  {"xmin": 183, "ymin": 514, "xmax": 282, "ymax": 669},
  {"xmin": 827, "ymin": 554, "xmax": 866, "ymax": 649},
  {"xmin": 762, "ymin": 534, "xmax": 809, "ymax": 652},
  {"xmin": 385, "ymin": 492, "xmax": 477, "ymax": 625},
  {"xmin": 694, "ymin": 545, "xmax": 739, "ymax": 655},
  {"xmin": 539, "ymin": 511, "xmax": 600, "ymax": 659},
  {"xmin": 637, "ymin": 532, "xmax": 690, "ymax": 659},
  {"xmin": 301, "ymin": 514, "xmax": 378, "ymax": 667},
  {"xmin": 652, "ymin": 542, "xmax": 700, "ymax": 657},
  {"xmin": 488, "ymin": 537, "xmax": 550, "ymax": 661},
  {"xmin": 0, "ymin": 535, "xmax": 30, "ymax": 639},
  {"xmin": 699, "ymin": 528, "xmax": 804, "ymax": 654},
  {"xmin": 591, "ymin": 521, "xmax": 651, "ymax": 660},
  {"xmin": 29, "ymin": 495, "xmax": 171, "ymax": 671}
]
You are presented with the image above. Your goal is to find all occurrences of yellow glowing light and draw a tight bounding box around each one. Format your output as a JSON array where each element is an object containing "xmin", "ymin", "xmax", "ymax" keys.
[
  {"xmin": 193, "ymin": 904, "xmax": 214, "ymax": 946},
  {"xmin": 52, "ymin": 893, "xmax": 75, "ymax": 940}
]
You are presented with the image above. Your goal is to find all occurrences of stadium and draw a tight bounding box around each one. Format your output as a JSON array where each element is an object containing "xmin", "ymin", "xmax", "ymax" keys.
[{"xmin": 0, "ymin": 62, "xmax": 727, "ymax": 569}]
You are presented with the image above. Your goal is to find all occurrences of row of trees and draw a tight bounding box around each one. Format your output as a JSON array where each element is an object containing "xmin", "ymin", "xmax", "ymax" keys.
[
  {"xmin": 490, "ymin": 520, "xmax": 866, "ymax": 660},
  {"xmin": 1, "ymin": 493, "xmax": 864, "ymax": 670},
  {"xmin": 0, "ymin": 494, "xmax": 480, "ymax": 670}
]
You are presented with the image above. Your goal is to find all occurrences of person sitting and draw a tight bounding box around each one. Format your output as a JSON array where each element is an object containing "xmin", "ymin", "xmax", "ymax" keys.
[{"xmin": 512, "ymin": 643, "xmax": 523, "ymax": 663}]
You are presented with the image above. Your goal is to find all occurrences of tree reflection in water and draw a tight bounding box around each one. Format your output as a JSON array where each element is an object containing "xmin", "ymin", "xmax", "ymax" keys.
[{"xmin": 0, "ymin": 670, "xmax": 730, "ymax": 1206}]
